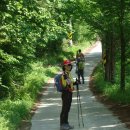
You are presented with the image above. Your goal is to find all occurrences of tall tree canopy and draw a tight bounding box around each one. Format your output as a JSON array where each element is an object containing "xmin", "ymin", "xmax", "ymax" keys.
[{"xmin": 0, "ymin": 0, "xmax": 130, "ymax": 99}]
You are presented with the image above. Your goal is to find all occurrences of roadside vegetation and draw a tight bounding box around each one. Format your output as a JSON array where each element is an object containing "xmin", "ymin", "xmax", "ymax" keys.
[{"xmin": 93, "ymin": 63, "xmax": 130, "ymax": 104}]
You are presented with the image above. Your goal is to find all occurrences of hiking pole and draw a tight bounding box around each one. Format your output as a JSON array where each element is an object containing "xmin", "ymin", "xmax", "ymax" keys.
[
  {"xmin": 76, "ymin": 78, "xmax": 84, "ymax": 128},
  {"xmin": 76, "ymin": 78, "xmax": 80, "ymax": 127}
]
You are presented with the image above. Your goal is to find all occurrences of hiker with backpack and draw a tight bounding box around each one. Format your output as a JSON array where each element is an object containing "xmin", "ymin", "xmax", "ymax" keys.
[
  {"xmin": 56, "ymin": 59, "xmax": 78, "ymax": 130},
  {"xmin": 76, "ymin": 49, "xmax": 85, "ymax": 84}
]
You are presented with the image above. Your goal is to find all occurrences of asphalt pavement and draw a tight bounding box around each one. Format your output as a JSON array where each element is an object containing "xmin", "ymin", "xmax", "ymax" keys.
[{"xmin": 30, "ymin": 41, "xmax": 129, "ymax": 130}]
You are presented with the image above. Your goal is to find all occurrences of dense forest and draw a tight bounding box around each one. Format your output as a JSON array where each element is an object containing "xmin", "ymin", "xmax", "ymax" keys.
[{"xmin": 0, "ymin": 0, "xmax": 130, "ymax": 129}]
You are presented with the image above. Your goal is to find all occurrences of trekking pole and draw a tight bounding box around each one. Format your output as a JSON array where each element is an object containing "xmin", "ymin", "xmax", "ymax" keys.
[
  {"xmin": 76, "ymin": 78, "xmax": 84, "ymax": 128},
  {"xmin": 76, "ymin": 78, "xmax": 80, "ymax": 127}
]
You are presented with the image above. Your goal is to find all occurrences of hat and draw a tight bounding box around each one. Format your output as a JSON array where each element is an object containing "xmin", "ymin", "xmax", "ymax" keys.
[{"xmin": 63, "ymin": 60, "xmax": 71, "ymax": 65}]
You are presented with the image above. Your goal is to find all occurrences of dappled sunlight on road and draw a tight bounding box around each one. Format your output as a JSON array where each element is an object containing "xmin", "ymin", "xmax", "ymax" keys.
[
  {"xmin": 90, "ymin": 123, "xmax": 126, "ymax": 129},
  {"xmin": 38, "ymin": 103, "xmax": 61, "ymax": 108}
]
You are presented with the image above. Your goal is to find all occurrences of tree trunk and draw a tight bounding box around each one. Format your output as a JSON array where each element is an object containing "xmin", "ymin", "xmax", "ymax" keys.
[
  {"xmin": 110, "ymin": 31, "xmax": 115, "ymax": 83},
  {"xmin": 104, "ymin": 32, "xmax": 111, "ymax": 81},
  {"xmin": 120, "ymin": 0, "xmax": 125, "ymax": 90},
  {"xmin": 104, "ymin": 31, "xmax": 115, "ymax": 83}
]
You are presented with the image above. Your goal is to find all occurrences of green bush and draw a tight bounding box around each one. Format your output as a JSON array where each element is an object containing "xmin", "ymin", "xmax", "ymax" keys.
[
  {"xmin": 0, "ymin": 116, "xmax": 9, "ymax": 130},
  {"xmin": 0, "ymin": 98, "xmax": 33, "ymax": 130},
  {"xmin": 94, "ymin": 63, "xmax": 130, "ymax": 104}
]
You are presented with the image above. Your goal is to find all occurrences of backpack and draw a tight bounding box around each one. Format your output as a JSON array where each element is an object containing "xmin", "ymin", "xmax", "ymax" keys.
[
  {"xmin": 78, "ymin": 61, "xmax": 84, "ymax": 69},
  {"xmin": 54, "ymin": 74, "xmax": 63, "ymax": 92}
]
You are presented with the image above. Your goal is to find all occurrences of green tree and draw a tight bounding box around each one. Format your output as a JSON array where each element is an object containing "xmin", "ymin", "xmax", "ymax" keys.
[{"xmin": 68, "ymin": 0, "xmax": 130, "ymax": 90}]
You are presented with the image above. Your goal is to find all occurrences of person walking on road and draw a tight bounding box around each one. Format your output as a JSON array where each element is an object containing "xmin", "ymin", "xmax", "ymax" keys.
[
  {"xmin": 76, "ymin": 49, "xmax": 85, "ymax": 84},
  {"xmin": 60, "ymin": 60, "xmax": 78, "ymax": 130}
]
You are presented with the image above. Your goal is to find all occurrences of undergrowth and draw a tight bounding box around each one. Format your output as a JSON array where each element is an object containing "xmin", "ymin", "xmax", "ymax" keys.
[{"xmin": 93, "ymin": 63, "xmax": 130, "ymax": 104}]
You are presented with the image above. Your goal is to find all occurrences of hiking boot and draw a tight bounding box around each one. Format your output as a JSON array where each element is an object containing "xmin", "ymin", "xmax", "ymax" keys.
[
  {"xmin": 60, "ymin": 124, "xmax": 70, "ymax": 130},
  {"xmin": 67, "ymin": 124, "xmax": 74, "ymax": 129},
  {"xmin": 78, "ymin": 80, "xmax": 81, "ymax": 84}
]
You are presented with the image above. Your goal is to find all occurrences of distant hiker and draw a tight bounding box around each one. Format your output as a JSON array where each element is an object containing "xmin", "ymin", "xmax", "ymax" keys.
[
  {"xmin": 76, "ymin": 49, "xmax": 84, "ymax": 60},
  {"xmin": 60, "ymin": 59, "xmax": 78, "ymax": 130},
  {"xmin": 76, "ymin": 49, "xmax": 85, "ymax": 84}
]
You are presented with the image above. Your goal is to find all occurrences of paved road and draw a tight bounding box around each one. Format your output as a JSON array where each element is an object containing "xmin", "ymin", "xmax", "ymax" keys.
[{"xmin": 31, "ymin": 41, "xmax": 128, "ymax": 130}]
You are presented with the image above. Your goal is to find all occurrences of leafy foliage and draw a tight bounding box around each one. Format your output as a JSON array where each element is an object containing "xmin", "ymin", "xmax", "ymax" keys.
[
  {"xmin": 0, "ymin": 0, "xmax": 68, "ymax": 99},
  {"xmin": 94, "ymin": 63, "xmax": 130, "ymax": 104}
]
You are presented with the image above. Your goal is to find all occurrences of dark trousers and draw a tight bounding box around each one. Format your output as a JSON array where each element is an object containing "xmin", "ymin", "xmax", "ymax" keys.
[
  {"xmin": 78, "ymin": 69, "xmax": 84, "ymax": 83},
  {"xmin": 60, "ymin": 91, "xmax": 72, "ymax": 125}
]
